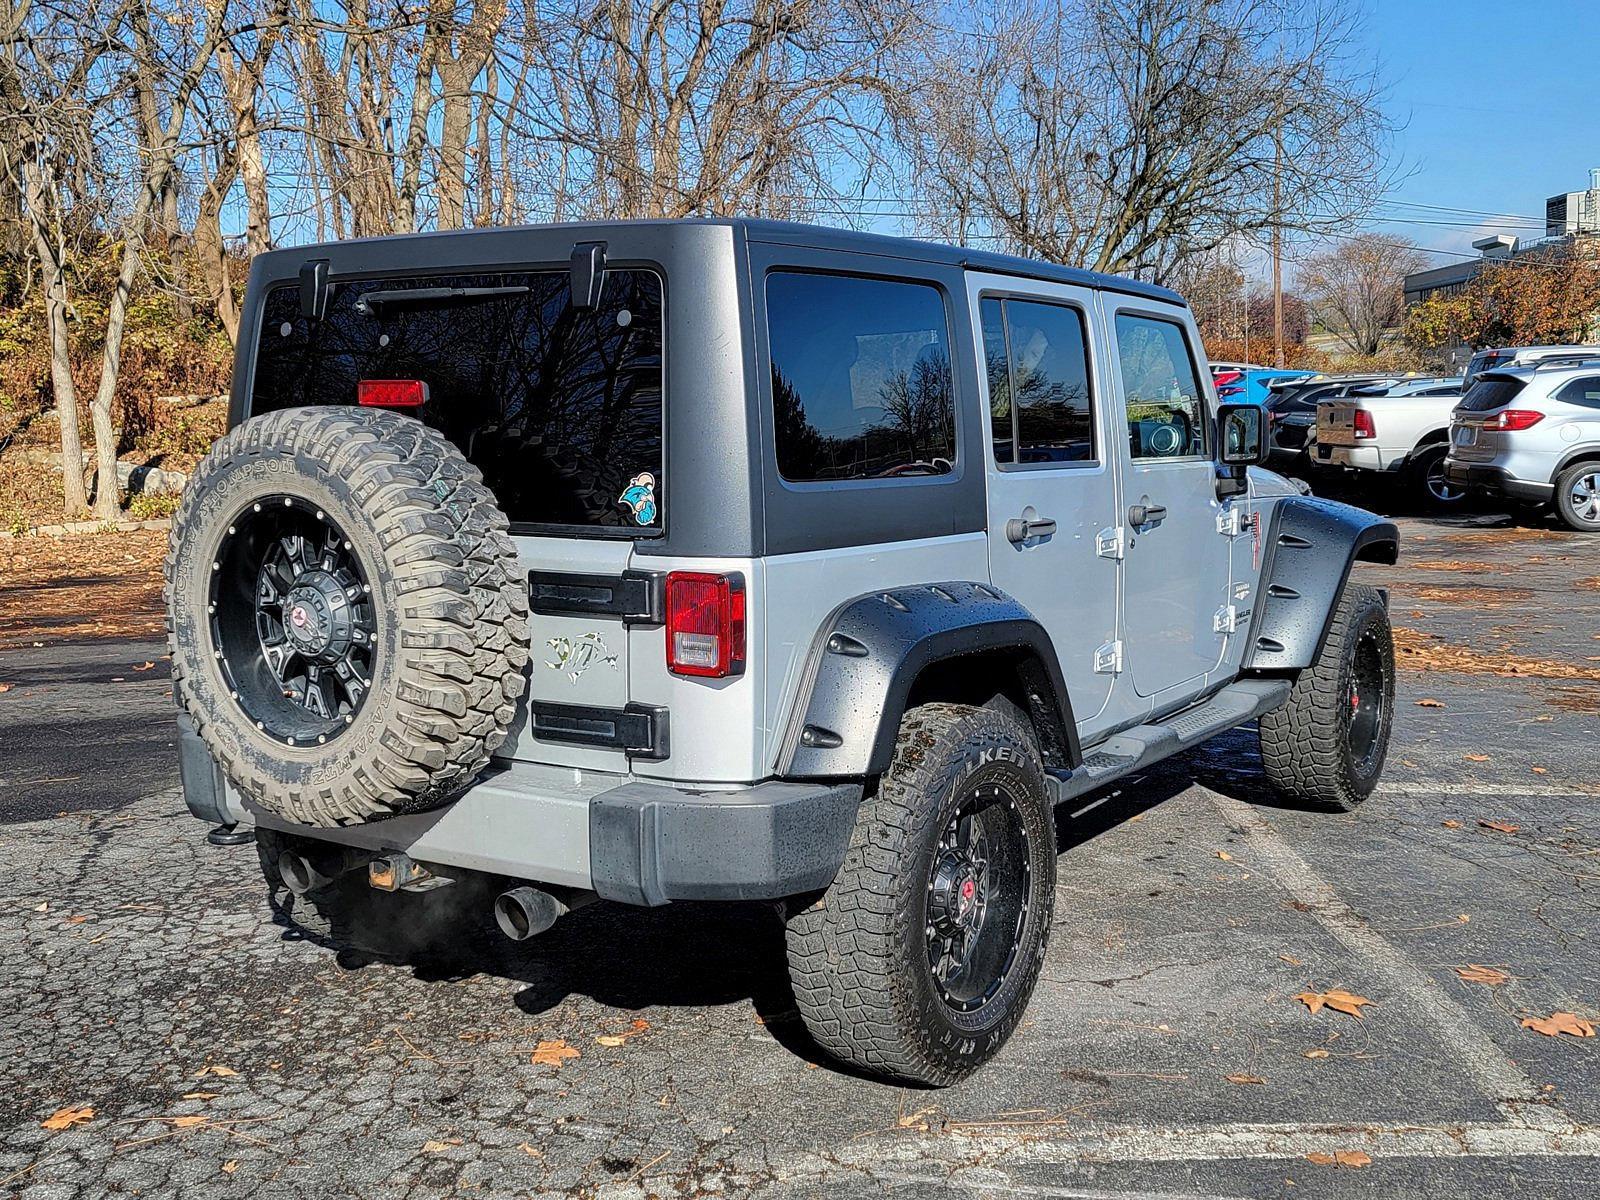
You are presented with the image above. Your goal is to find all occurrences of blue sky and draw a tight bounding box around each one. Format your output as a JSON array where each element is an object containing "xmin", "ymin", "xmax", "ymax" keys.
[{"xmin": 1357, "ymin": 0, "xmax": 1600, "ymax": 265}]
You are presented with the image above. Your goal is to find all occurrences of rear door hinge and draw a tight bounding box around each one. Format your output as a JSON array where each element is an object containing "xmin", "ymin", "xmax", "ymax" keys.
[
  {"xmin": 1213, "ymin": 604, "xmax": 1249, "ymax": 634},
  {"xmin": 1093, "ymin": 639, "xmax": 1124, "ymax": 674},
  {"xmin": 1096, "ymin": 526, "xmax": 1126, "ymax": 560}
]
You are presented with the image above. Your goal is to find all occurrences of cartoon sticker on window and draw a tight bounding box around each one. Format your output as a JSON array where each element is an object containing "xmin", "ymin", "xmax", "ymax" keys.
[{"xmin": 618, "ymin": 472, "xmax": 658, "ymax": 526}]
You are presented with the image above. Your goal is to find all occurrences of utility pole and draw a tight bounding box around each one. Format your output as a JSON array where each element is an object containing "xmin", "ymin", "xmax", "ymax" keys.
[{"xmin": 1272, "ymin": 123, "xmax": 1284, "ymax": 368}]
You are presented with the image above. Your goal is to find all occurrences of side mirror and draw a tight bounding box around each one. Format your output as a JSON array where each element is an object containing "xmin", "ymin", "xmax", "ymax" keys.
[{"xmin": 1216, "ymin": 403, "xmax": 1268, "ymax": 468}]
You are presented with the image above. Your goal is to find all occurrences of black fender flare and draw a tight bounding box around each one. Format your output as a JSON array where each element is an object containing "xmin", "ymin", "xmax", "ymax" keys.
[
  {"xmin": 1243, "ymin": 496, "xmax": 1398, "ymax": 672},
  {"xmin": 776, "ymin": 582, "xmax": 1078, "ymax": 780}
]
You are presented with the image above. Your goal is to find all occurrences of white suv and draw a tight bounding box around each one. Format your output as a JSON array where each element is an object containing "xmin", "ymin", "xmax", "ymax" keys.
[{"xmin": 1445, "ymin": 361, "xmax": 1600, "ymax": 530}]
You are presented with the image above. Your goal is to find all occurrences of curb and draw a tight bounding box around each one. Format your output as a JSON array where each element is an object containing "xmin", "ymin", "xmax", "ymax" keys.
[{"xmin": 0, "ymin": 518, "xmax": 172, "ymax": 539}]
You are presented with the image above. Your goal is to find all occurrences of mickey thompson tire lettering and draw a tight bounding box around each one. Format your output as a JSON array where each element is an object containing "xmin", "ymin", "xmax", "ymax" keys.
[
  {"xmin": 783, "ymin": 703, "xmax": 1056, "ymax": 1085},
  {"xmin": 164, "ymin": 406, "xmax": 530, "ymax": 827}
]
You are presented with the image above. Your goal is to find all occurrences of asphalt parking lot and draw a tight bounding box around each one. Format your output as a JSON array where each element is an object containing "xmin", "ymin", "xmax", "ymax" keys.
[{"xmin": 1, "ymin": 512, "xmax": 1597, "ymax": 1198}]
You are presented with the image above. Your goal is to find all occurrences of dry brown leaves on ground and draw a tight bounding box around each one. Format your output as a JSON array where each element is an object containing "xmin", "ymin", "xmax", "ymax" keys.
[
  {"xmin": 1455, "ymin": 964, "xmax": 1511, "ymax": 986},
  {"xmin": 1305, "ymin": 1150, "xmax": 1373, "ymax": 1168},
  {"xmin": 595, "ymin": 1019, "xmax": 650, "ymax": 1047},
  {"xmin": 530, "ymin": 1039, "xmax": 580, "ymax": 1067},
  {"xmin": 1478, "ymin": 819, "xmax": 1520, "ymax": 835},
  {"xmin": 0, "ymin": 530, "xmax": 167, "ymax": 647},
  {"xmin": 41, "ymin": 1106, "xmax": 94, "ymax": 1131},
  {"xmin": 1295, "ymin": 990, "xmax": 1374, "ymax": 1018},
  {"xmin": 1520, "ymin": 1013, "xmax": 1595, "ymax": 1038},
  {"xmin": 1439, "ymin": 528, "xmax": 1570, "ymax": 545},
  {"xmin": 1399, "ymin": 585, "xmax": 1534, "ymax": 606},
  {"xmin": 1408, "ymin": 560, "xmax": 1498, "ymax": 573},
  {"xmin": 1392, "ymin": 628, "xmax": 1600, "ymax": 682}
]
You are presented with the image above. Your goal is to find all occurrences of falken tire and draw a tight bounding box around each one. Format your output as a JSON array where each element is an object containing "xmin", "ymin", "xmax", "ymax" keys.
[
  {"xmin": 165, "ymin": 406, "xmax": 530, "ymax": 827},
  {"xmin": 1258, "ymin": 583, "xmax": 1394, "ymax": 810},
  {"xmin": 784, "ymin": 703, "xmax": 1056, "ymax": 1086}
]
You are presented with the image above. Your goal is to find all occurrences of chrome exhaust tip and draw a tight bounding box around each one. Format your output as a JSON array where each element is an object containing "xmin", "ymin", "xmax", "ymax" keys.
[{"xmin": 494, "ymin": 886, "xmax": 568, "ymax": 941}]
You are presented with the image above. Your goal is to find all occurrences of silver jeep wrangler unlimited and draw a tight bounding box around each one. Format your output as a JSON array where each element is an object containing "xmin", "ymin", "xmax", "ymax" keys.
[{"xmin": 168, "ymin": 220, "xmax": 1398, "ymax": 1085}]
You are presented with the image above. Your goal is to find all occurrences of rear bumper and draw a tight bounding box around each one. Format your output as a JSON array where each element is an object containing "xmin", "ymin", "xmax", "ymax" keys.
[
  {"xmin": 1317, "ymin": 444, "xmax": 1395, "ymax": 472},
  {"xmin": 1442, "ymin": 460, "xmax": 1553, "ymax": 503},
  {"xmin": 181, "ymin": 721, "xmax": 861, "ymax": 905}
]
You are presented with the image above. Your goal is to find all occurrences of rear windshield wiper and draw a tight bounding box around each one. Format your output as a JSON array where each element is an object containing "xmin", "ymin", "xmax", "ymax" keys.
[{"xmin": 354, "ymin": 285, "xmax": 529, "ymax": 315}]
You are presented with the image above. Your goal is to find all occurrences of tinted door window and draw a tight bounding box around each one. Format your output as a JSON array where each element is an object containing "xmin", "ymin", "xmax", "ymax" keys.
[
  {"xmin": 767, "ymin": 272, "xmax": 956, "ymax": 482},
  {"xmin": 252, "ymin": 270, "xmax": 663, "ymax": 533},
  {"xmin": 1114, "ymin": 314, "xmax": 1207, "ymax": 459},
  {"xmin": 980, "ymin": 297, "xmax": 1097, "ymax": 466}
]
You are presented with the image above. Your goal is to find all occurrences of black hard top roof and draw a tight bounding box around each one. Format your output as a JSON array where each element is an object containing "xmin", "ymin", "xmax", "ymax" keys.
[{"xmin": 264, "ymin": 217, "xmax": 1185, "ymax": 307}]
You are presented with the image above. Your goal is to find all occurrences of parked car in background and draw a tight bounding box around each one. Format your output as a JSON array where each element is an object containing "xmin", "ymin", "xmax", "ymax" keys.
[
  {"xmin": 1462, "ymin": 345, "xmax": 1600, "ymax": 389},
  {"xmin": 1264, "ymin": 374, "xmax": 1398, "ymax": 471},
  {"xmin": 1446, "ymin": 359, "xmax": 1600, "ymax": 530},
  {"xmin": 1213, "ymin": 366, "xmax": 1314, "ymax": 408},
  {"xmin": 1314, "ymin": 377, "xmax": 1469, "ymax": 507}
]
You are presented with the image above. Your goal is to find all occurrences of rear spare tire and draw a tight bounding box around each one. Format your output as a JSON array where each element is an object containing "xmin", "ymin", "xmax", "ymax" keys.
[{"xmin": 165, "ymin": 407, "xmax": 529, "ymax": 827}]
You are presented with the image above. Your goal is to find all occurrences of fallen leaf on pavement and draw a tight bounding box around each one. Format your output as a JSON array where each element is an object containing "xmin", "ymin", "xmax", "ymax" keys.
[
  {"xmin": 1531, "ymin": 766, "xmax": 1548, "ymax": 775},
  {"xmin": 42, "ymin": 1106, "xmax": 94, "ymax": 1131},
  {"xmin": 1520, "ymin": 1013, "xmax": 1595, "ymax": 1038},
  {"xmin": 1455, "ymin": 964, "xmax": 1510, "ymax": 986},
  {"xmin": 1304, "ymin": 1048, "xmax": 1330, "ymax": 1059},
  {"xmin": 1225, "ymin": 1073, "xmax": 1266, "ymax": 1085},
  {"xmin": 519, "ymin": 1143, "xmax": 542, "ymax": 1157},
  {"xmin": 1478, "ymin": 819, "xmax": 1519, "ymax": 834},
  {"xmin": 595, "ymin": 1020, "xmax": 650, "ymax": 1048},
  {"xmin": 32, "ymin": 901, "xmax": 47, "ymax": 912},
  {"xmin": 194, "ymin": 1065, "xmax": 238, "ymax": 1077},
  {"xmin": 1415, "ymin": 698, "xmax": 1445, "ymax": 708},
  {"xmin": 182, "ymin": 1092, "xmax": 220, "ymax": 1101},
  {"xmin": 222, "ymin": 1161, "xmax": 238, "ymax": 1174},
  {"xmin": 1535, "ymin": 715, "xmax": 1553, "ymax": 722},
  {"xmin": 170, "ymin": 1116, "xmax": 209, "ymax": 1128},
  {"xmin": 133, "ymin": 661, "xmax": 155, "ymax": 671},
  {"xmin": 1215, "ymin": 850, "xmax": 1233, "ymax": 861},
  {"xmin": 1305, "ymin": 1149, "xmax": 1372, "ymax": 1168},
  {"xmin": 1295, "ymin": 989, "xmax": 1374, "ymax": 1018},
  {"xmin": 1279, "ymin": 953, "xmax": 1302, "ymax": 966},
  {"xmin": 0, "ymin": 683, "xmax": 12, "ymax": 693},
  {"xmin": 897, "ymin": 1105, "xmax": 939, "ymax": 1128},
  {"xmin": 422, "ymin": 1140, "xmax": 457, "ymax": 1153},
  {"xmin": 1442, "ymin": 820, "xmax": 1463, "ymax": 829},
  {"xmin": 1464, "ymin": 753, "xmax": 1491, "ymax": 762},
  {"xmin": 531, "ymin": 1039, "xmax": 580, "ymax": 1067}
]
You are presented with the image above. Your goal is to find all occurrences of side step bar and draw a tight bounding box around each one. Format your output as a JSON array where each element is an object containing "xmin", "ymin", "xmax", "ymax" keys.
[{"xmin": 1046, "ymin": 678, "xmax": 1291, "ymax": 806}]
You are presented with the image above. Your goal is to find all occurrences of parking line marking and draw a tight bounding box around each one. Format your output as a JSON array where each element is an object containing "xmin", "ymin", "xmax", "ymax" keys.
[
  {"xmin": 844, "ymin": 1116, "xmax": 1600, "ymax": 1172},
  {"xmin": 1207, "ymin": 791, "xmax": 1565, "ymax": 1125},
  {"xmin": 1379, "ymin": 782, "xmax": 1599, "ymax": 798}
]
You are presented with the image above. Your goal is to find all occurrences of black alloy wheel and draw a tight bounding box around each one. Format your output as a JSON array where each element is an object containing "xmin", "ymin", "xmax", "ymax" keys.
[
  {"xmin": 208, "ymin": 495, "xmax": 377, "ymax": 746},
  {"xmin": 1345, "ymin": 628, "xmax": 1387, "ymax": 775},
  {"xmin": 925, "ymin": 784, "xmax": 1032, "ymax": 1015}
]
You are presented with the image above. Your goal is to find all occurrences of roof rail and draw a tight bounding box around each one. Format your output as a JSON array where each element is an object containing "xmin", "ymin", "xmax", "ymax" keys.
[{"xmin": 1532, "ymin": 355, "xmax": 1600, "ymax": 370}]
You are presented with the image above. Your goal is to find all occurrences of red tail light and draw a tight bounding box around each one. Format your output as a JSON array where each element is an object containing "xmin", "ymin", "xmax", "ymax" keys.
[
  {"xmin": 1484, "ymin": 409, "xmax": 1544, "ymax": 432},
  {"xmin": 665, "ymin": 572, "xmax": 745, "ymax": 678},
  {"xmin": 358, "ymin": 379, "xmax": 429, "ymax": 408},
  {"xmin": 1352, "ymin": 409, "xmax": 1376, "ymax": 439}
]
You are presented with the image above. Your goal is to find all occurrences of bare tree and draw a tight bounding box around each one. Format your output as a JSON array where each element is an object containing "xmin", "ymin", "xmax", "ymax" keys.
[
  {"xmin": 1300, "ymin": 234, "xmax": 1428, "ymax": 357},
  {"xmin": 897, "ymin": 0, "xmax": 1391, "ymax": 281}
]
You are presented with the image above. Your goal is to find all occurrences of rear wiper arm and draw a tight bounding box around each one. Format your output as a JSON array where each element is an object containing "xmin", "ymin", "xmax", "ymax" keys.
[{"xmin": 354, "ymin": 285, "xmax": 529, "ymax": 315}]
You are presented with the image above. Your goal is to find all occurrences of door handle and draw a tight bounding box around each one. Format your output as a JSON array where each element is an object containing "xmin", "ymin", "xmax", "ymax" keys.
[
  {"xmin": 1128, "ymin": 503, "xmax": 1167, "ymax": 527},
  {"xmin": 1005, "ymin": 515, "xmax": 1058, "ymax": 544}
]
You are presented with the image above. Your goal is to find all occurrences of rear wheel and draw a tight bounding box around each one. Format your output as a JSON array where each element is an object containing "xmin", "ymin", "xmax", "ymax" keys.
[
  {"xmin": 1553, "ymin": 462, "xmax": 1600, "ymax": 531},
  {"xmin": 1409, "ymin": 445, "xmax": 1464, "ymax": 509},
  {"xmin": 1259, "ymin": 583, "xmax": 1394, "ymax": 810},
  {"xmin": 784, "ymin": 703, "xmax": 1056, "ymax": 1085}
]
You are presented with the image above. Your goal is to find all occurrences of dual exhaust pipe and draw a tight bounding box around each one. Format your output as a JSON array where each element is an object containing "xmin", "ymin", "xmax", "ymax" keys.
[{"xmin": 277, "ymin": 844, "xmax": 573, "ymax": 942}]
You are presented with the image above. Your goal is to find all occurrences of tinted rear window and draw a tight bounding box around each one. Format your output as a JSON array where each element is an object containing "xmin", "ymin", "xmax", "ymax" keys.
[
  {"xmin": 251, "ymin": 270, "xmax": 663, "ymax": 534},
  {"xmin": 1459, "ymin": 376, "xmax": 1527, "ymax": 412}
]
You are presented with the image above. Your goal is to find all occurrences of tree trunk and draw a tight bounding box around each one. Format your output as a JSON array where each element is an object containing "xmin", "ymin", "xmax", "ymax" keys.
[
  {"xmin": 22, "ymin": 158, "xmax": 89, "ymax": 515},
  {"xmin": 196, "ymin": 153, "xmax": 241, "ymax": 344}
]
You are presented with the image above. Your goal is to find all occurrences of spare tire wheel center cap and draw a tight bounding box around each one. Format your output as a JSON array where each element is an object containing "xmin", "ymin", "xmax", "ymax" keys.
[{"xmin": 282, "ymin": 573, "xmax": 352, "ymax": 659}]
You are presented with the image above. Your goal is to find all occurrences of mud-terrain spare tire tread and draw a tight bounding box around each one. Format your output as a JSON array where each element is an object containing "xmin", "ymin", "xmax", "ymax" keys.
[
  {"xmin": 1258, "ymin": 582, "xmax": 1393, "ymax": 810},
  {"xmin": 784, "ymin": 702, "xmax": 1056, "ymax": 1086},
  {"xmin": 165, "ymin": 407, "xmax": 529, "ymax": 827}
]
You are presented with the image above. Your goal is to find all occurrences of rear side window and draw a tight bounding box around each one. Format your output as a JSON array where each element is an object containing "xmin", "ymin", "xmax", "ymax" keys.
[
  {"xmin": 1555, "ymin": 376, "xmax": 1600, "ymax": 409},
  {"xmin": 1460, "ymin": 376, "xmax": 1527, "ymax": 412},
  {"xmin": 980, "ymin": 297, "xmax": 1097, "ymax": 466},
  {"xmin": 766, "ymin": 271, "xmax": 956, "ymax": 482},
  {"xmin": 1114, "ymin": 314, "xmax": 1207, "ymax": 459},
  {"xmin": 251, "ymin": 270, "xmax": 663, "ymax": 534}
]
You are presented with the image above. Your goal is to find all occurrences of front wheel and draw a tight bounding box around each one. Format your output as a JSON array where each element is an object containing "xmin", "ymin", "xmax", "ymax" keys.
[
  {"xmin": 784, "ymin": 703, "xmax": 1056, "ymax": 1085},
  {"xmin": 1259, "ymin": 583, "xmax": 1394, "ymax": 810}
]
